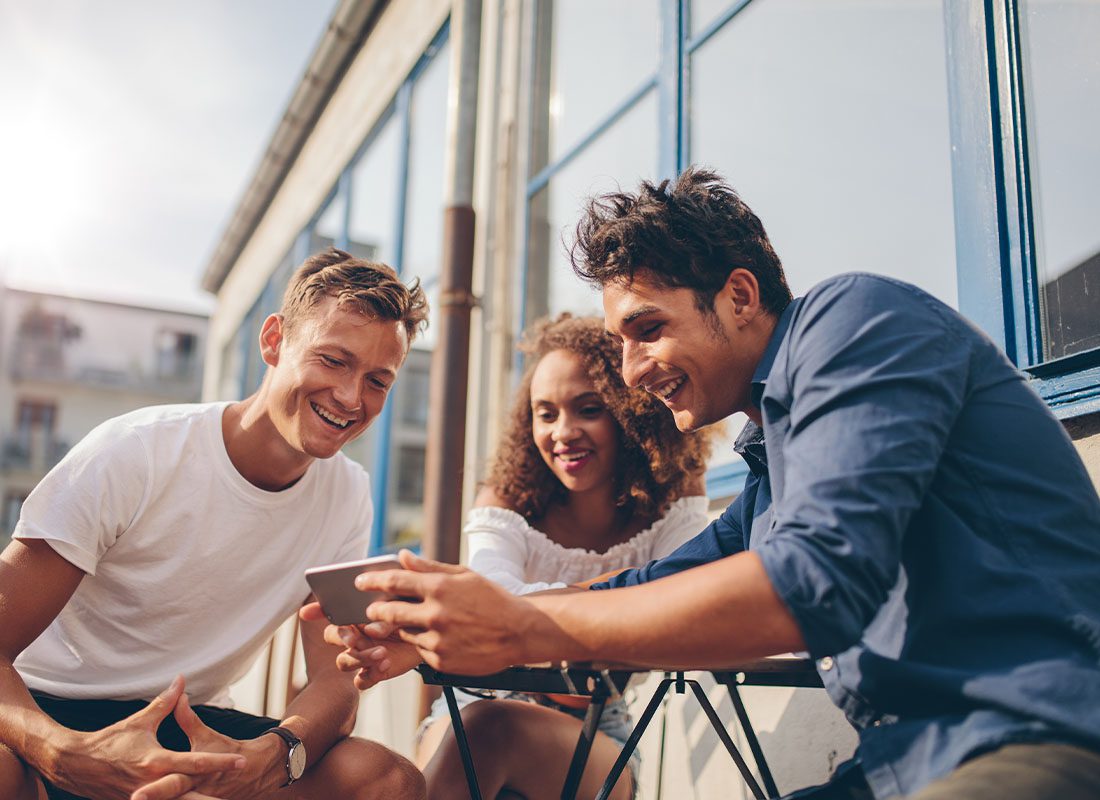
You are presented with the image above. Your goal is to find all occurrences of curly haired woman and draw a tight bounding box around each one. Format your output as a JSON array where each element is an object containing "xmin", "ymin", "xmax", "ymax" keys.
[{"xmin": 414, "ymin": 313, "xmax": 712, "ymax": 799}]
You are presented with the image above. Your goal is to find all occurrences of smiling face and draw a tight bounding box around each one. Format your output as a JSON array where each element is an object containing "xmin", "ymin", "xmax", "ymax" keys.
[
  {"xmin": 602, "ymin": 269, "xmax": 773, "ymax": 432},
  {"xmin": 529, "ymin": 349, "xmax": 620, "ymax": 496},
  {"xmin": 259, "ymin": 295, "xmax": 409, "ymax": 462}
]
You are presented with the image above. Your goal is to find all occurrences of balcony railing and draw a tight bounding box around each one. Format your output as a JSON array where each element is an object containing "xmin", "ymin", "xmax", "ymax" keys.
[
  {"xmin": 8, "ymin": 358, "xmax": 202, "ymax": 399},
  {"xmin": 0, "ymin": 432, "xmax": 70, "ymax": 473}
]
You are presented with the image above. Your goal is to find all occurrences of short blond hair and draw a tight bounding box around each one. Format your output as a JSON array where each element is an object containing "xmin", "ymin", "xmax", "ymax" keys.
[{"xmin": 280, "ymin": 248, "xmax": 429, "ymax": 342}]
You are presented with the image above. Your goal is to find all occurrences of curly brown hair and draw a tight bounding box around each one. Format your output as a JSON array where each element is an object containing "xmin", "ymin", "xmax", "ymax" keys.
[
  {"xmin": 570, "ymin": 166, "xmax": 792, "ymax": 316},
  {"xmin": 485, "ymin": 314, "xmax": 712, "ymax": 522}
]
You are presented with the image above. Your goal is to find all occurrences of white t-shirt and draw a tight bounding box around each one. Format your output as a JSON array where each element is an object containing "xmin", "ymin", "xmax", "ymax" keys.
[
  {"xmin": 465, "ymin": 496, "xmax": 709, "ymax": 595},
  {"xmin": 13, "ymin": 402, "xmax": 372, "ymax": 707}
]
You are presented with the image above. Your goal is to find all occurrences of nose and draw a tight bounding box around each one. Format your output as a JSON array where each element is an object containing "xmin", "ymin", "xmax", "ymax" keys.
[
  {"xmin": 552, "ymin": 413, "xmax": 580, "ymax": 444},
  {"xmin": 620, "ymin": 339, "xmax": 649, "ymax": 389},
  {"xmin": 331, "ymin": 374, "xmax": 359, "ymax": 411}
]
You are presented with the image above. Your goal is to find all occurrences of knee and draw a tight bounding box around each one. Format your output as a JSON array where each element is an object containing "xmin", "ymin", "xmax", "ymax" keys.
[
  {"xmin": 365, "ymin": 750, "xmax": 425, "ymax": 800},
  {"xmin": 322, "ymin": 738, "xmax": 425, "ymax": 800},
  {"xmin": 459, "ymin": 699, "xmax": 523, "ymax": 749},
  {"xmin": 0, "ymin": 745, "xmax": 38, "ymax": 800}
]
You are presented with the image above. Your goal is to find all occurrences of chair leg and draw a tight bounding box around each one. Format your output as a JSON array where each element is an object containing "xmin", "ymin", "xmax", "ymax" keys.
[
  {"xmin": 716, "ymin": 673, "xmax": 781, "ymax": 798},
  {"xmin": 595, "ymin": 677, "xmax": 674, "ymax": 800},
  {"xmin": 560, "ymin": 694, "xmax": 607, "ymax": 800},
  {"xmin": 442, "ymin": 686, "xmax": 483, "ymax": 800},
  {"xmin": 687, "ymin": 680, "xmax": 766, "ymax": 800}
]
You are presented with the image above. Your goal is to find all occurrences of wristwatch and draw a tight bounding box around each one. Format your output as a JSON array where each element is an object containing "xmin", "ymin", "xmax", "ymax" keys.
[{"xmin": 263, "ymin": 725, "xmax": 307, "ymax": 786}]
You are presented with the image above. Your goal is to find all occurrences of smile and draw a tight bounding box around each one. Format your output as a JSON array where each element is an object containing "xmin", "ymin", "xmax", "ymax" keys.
[
  {"xmin": 651, "ymin": 375, "xmax": 686, "ymax": 402},
  {"xmin": 554, "ymin": 450, "xmax": 593, "ymax": 472},
  {"xmin": 311, "ymin": 401, "xmax": 353, "ymax": 429}
]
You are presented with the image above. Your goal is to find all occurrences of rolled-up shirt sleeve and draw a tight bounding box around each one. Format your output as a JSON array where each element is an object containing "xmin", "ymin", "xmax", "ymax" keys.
[
  {"xmin": 590, "ymin": 488, "xmax": 748, "ymax": 590},
  {"xmin": 755, "ymin": 276, "xmax": 971, "ymax": 657}
]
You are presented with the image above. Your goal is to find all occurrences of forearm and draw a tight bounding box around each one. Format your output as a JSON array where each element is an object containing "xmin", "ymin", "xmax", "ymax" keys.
[
  {"xmin": 279, "ymin": 672, "xmax": 359, "ymax": 769},
  {"xmin": 519, "ymin": 552, "xmax": 806, "ymax": 669},
  {"xmin": 0, "ymin": 659, "xmax": 77, "ymax": 779}
]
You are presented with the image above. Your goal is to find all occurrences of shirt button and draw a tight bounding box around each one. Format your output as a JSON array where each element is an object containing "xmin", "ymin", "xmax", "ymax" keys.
[{"xmin": 818, "ymin": 656, "xmax": 835, "ymax": 671}]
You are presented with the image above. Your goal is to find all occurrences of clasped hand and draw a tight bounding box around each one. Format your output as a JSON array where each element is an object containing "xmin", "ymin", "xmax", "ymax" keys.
[{"xmin": 51, "ymin": 676, "xmax": 281, "ymax": 800}]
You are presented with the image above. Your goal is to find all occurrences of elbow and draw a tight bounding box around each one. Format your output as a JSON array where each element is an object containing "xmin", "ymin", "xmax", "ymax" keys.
[
  {"xmin": 794, "ymin": 587, "xmax": 878, "ymax": 657},
  {"xmin": 759, "ymin": 545, "xmax": 893, "ymax": 658}
]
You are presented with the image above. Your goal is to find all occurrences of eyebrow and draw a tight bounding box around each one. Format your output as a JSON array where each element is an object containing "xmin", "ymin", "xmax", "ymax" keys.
[
  {"xmin": 317, "ymin": 344, "xmax": 357, "ymax": 361},
  {"xmin": 531, "ymin": 391, "xmax": 601, "ymax": 405},
  {"xmin": 621, "ymin": 304, "xmax": 661, "ymax": 327},
  {"xmin": 317, "ymin": 345, "xmax": 397, "ymax": 378}
]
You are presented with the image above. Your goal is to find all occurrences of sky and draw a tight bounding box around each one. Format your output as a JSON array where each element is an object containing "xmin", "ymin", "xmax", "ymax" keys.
[{"xmin": 0, "ymin": 0, "xmax": 339, "ymax": 314}]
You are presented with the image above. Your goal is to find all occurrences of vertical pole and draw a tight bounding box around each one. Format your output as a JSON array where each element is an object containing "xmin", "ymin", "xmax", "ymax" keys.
[
  {"xmin": 423, "ymin": 0, "xmax": 482, "ymax": 565},
  {"xmin": 419, "ymin": 0, "xmax": 483, "ymax": 720}
]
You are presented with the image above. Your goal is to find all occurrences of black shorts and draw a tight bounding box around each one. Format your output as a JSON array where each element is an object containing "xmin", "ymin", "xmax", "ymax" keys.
[{"xmin": 30, "ymin": 690, "xmax": 280, "ymax": 800}]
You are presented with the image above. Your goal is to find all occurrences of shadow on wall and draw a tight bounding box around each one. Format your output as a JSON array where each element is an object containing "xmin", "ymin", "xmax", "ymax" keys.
[{"xmin": 679, "ymin": 675, "xmax": 858, "ymax": 798}]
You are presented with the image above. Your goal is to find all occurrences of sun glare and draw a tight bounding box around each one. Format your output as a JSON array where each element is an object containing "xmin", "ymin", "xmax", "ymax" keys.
[{"xmin": 0, "ymin": 117, "xmax": 91, "ymax": 262}]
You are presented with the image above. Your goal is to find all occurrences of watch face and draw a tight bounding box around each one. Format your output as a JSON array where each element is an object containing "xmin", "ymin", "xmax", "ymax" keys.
[{"xmin": 288, "ymin": 743, "xmax": 307, "ymax": 780}]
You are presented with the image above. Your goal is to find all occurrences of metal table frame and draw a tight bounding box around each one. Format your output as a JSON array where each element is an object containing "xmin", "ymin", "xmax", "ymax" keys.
[{"xmin": 418, "ymin": 658, "xmax": 821, "ymax": 800}]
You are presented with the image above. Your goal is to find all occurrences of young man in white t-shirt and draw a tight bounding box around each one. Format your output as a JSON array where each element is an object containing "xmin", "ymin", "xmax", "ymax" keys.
[{"xmin": 0, "ymin": 249, "xmax": 429, "ymax": 800}]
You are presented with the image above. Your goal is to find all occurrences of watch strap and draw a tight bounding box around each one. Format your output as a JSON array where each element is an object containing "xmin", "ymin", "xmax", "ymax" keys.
[{"xmin": 263, "ymin": 725, "xmax": 303, "ymax": 785}]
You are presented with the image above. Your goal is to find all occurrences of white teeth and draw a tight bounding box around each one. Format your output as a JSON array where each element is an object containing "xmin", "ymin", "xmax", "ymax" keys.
[
  {"xmin": 557, "ymin": 452, "xmax": 590, "ymax": 462},
  {"xmin": 312, "ymin": 402, "xmax": 351, "ymax": 428},
  {"xmin": 656, "ymin": 377, "xmax": 685, "ymax": 400}
]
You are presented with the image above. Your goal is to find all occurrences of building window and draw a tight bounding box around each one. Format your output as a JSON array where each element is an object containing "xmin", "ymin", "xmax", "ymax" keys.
[
  {"xmin": 4, "ymin": 400, "xmax": 68, "ymax": 470},
  {"xmin": 521, "ymin": 0, "xmax": 1100, "ymax": 438},
  {"xmin": 2, "ymin": 492, "xmax": 27, "ymax": 540},
  {"xmin": 12, "ymin": 303, "xmax": 81, "ymax": 378},
  {"xmin": 279, "ymin": 25, "xmax": 450, "ymax": 553},
  {"xmin": 1019, "ymin": 0, "xmax": 1100, "ymax": 361},
  {"xmin": 395, "ymin": 445, "xmax": 426, "ymax": 505},
  {"xmin": 155, "ymin": 330, "xmax": 198, "ymax": 380},
  {"xmin": 16, "ymin": 400, "xmax": 56, "ymax": 436}
]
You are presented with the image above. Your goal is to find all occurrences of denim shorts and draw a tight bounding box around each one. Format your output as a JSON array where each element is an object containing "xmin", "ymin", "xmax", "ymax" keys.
[{"xmin": 420, "ymin": 689, "xmax": 642, "ymax": 790}]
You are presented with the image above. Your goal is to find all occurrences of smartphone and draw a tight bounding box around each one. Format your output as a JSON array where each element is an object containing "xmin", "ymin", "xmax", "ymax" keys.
[{"xmin": 304, "ymin": 554, "xmax": 403, "ymax": 626}]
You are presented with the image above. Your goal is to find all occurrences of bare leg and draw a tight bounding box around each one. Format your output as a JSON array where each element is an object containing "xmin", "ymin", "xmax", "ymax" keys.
[
  {"xmin": 415, "ymin": 716, "xmax": 456, "ymax": 770},
  {"xmin": 422, "ymin": 699, "xmax": 633, "ymax": 800},
  {"xmin": 0, "ymin": 745, "xmax": 46, "ymax": 800},
  {"xmin": 277, "ymin": 736, "xmax": 426, "ymax": 800}
]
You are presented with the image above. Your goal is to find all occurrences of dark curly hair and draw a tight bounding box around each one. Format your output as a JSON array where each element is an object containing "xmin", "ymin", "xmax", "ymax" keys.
[
  {"xmin": 570, "ymin": 167, "xmax": 792, "ymax": 316},
  {"xmin": 485, "ymin": 314, "xmax": 712, "ymax": 522}
]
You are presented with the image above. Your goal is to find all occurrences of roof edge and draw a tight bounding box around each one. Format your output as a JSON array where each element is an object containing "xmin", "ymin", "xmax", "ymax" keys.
[{"xmin": 200, "ymin": 0, "xmax": 387, "ymax": 295}]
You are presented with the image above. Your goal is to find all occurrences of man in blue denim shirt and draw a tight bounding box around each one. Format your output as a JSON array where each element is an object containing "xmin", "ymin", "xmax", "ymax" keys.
[{"xmin": 350, "ymin": 169, "xmax": 1100, "ymax": 798}]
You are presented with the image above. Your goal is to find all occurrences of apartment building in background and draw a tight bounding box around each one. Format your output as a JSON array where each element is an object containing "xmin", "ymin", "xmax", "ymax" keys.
[{"xmin": 0, "ymin": 283, "xmax": 208, "ymax": 542}]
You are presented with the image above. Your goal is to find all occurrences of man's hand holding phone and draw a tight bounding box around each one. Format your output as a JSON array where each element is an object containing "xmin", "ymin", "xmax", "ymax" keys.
[{"xmin": 302, "ymin": 554, "xmax": 421, "ymax": 689}]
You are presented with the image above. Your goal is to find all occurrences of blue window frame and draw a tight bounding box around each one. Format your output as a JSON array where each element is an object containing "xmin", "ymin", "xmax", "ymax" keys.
[
  {"xmin": 522, "ymin": 0, "xmax": 1099, "ymax": 499},
  {"xmin": 231, "ymin": 22, "xmax": 450, "ymax": 553}
]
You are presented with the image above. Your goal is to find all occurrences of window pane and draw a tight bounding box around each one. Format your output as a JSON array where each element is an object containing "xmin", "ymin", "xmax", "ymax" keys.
[
  {"xmin": 1021, "ymin": 0, "xmax": 1100, "ymax": 360},
  {"xmin": 384, "ymin": 348, "xmax": 432, "ymax": 548},
  {"xmin": 374, "ymin": 41, "xmax": 451, "ymax": 551},
  {"xmin": 403, "ymin": 39, "xmax": 451, "ymax": 351},
  {"xmin": 527, "ymin": 90, "xmax": 659, "ymax": 321},
  {"xmin": 348, "ymin": 113, "xmax": 401, "ymax": 264},
  {"xmin": 690, "ymin": 0, "xmax": 958, "ymax": 306},
  {"xmin": 691, "ymin": 0, "xmax": 739, "ymax": 36},
  {"xmin": 310, "ymin": 188, "xmax": 346, "ymax": 254},
  {"xmin": 533, "ymin": 0, "xmax": 660, "ymax": 169}
]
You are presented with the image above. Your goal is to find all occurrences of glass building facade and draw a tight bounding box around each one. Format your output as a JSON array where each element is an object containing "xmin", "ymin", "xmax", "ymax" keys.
[{"xmin": 210, "ymin": 0, "xmax": 1100, "ymax": 549}]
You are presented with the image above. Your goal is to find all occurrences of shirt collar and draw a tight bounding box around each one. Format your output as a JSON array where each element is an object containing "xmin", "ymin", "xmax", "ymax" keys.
[
  {"xmin": 750, "ymin": 296, "xmax": 802, "ymax": 409},
  {"xmin": 733, "ymin": 420, "xmax": 768, "ymax": 475}
]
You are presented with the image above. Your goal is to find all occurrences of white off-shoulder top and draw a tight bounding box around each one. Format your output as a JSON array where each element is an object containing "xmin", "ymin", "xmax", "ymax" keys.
[{"xmin": 464, "ymin": 496, "xmax": 709, "ymax": 595}]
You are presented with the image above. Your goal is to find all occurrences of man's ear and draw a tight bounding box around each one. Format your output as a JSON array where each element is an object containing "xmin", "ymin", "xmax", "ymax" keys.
[
  {"xmin": 718, "ymin": 268, "xmax": 762, "ymax": 326},
  {"xmin": 259, "ymin": 314, "xmax": 285, "ymax": 367}
]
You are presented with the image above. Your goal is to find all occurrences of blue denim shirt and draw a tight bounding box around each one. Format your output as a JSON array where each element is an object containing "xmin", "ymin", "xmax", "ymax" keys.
[{"xmin": 593, "ymin": 273, "xmax": 1100, "ymax": 797}]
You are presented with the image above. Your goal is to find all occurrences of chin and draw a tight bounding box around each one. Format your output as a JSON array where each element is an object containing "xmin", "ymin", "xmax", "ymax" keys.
[{"xmin": 672, "ymin": 409, "xmax": 699, "ymax": 433}]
